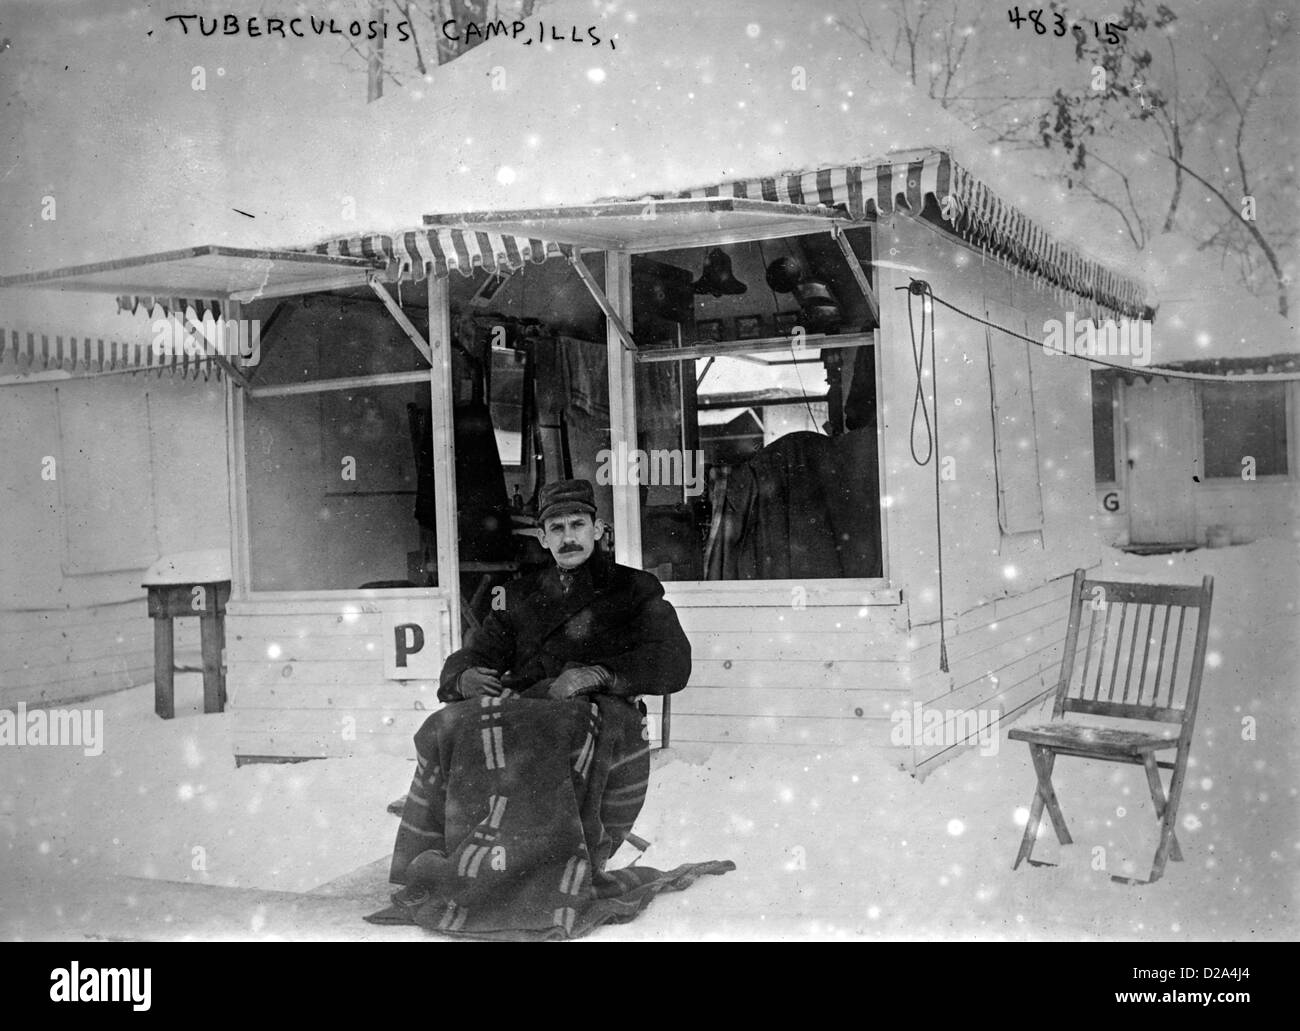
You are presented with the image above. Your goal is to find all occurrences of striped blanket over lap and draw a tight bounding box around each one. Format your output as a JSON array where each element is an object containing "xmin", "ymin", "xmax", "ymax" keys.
[{"xmin": 365, "ymin": 694, "xmax": 733, "ymax": 940}]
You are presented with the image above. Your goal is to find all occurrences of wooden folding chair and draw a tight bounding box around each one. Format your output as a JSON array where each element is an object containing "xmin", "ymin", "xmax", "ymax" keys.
[{"xmin": 1009, "ymin": 568, "xmax": 1215, "ymax": 884}]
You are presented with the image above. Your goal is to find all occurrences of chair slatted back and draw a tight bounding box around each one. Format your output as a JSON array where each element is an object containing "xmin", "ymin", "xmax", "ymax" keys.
[{"xmin": 1051, "ymin": 568, "xmax": 1215, "ymax": 742}]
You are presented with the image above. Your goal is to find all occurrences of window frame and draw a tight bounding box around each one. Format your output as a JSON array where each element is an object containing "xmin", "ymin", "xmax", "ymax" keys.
[
  {"xmin": 1090, "ymin": 369, "xmax": 1124, "ymax": 491},
  {"xmin": 633, "ymin": 330, "xmax": 890, "ymax": 591},
  {"xmin": 622, "ymin": 224, "xmax": 889, "ymax": 593},
  {"xmin": 227, "ymin": 288, "xmax": 455, "ymax": 603},
  {"xmin": 1197, "ymin": 379, "xmax": 1293, "ymax": 484}
]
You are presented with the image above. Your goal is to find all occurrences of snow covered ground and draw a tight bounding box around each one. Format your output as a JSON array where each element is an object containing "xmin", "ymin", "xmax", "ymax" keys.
[{"xmin": 1, "ymin": 539, "xmax": 1296, "ymax": 941}]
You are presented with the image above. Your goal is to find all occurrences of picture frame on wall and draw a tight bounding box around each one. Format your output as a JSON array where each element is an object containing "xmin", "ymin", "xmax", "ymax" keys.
[
  {"xmin": 773, "ymin": 311, "xmax": 803, "ymax": 336},
  {"xmin": 734, "ymin": 315, "xmax": 764, "ymax": 339},
  {"xmin": 695, "ymin": 319, "xmax": 723, "ymax": 343}
]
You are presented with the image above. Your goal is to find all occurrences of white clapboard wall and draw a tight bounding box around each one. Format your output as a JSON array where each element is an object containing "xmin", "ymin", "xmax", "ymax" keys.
[{"xmin": 226, "ymin": 593, "xmax": 452, "ymax": 762}]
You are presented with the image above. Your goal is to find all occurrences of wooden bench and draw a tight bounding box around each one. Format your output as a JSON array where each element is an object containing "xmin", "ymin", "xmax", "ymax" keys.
[
  {"xmin": 145, "ymin": 579, "xmax": 231, "ymax": 719},
  {"xmin": 1009, "ymin": 567, "xmax": 1215, "ymax": 884}
]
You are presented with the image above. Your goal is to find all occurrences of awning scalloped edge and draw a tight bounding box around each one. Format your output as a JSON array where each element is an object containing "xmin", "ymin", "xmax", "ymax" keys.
[
  {"xmin": 641, "ymin": 152, "xmax": 1147, "ymax": 319},
  {"xmin": 313, "ymin": 228, "xmax": 565, "ymax": 285},
  {"xmin": 0, "ymin": 325, "xmax": 225, "ymax": 381},
  {"xmin": 116, "ymin": 152, "xmax": 1148, "ymax": 321}
]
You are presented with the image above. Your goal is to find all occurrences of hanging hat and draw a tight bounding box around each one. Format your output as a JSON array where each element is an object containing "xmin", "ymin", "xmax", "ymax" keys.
[
  {"xmin": 537, "ymin": 479, "xmax": 598, "ymax": 524},
  {"xmin": 692, "ymin": 248, "xmax": 748, "ymax": 297},
  {"xmin": 794, "ymin": 279, "xmax": 843, "ymax": 332},
  {"xmin": 765, "ymin": 256, "xmax": 804, "ymax": 293}
]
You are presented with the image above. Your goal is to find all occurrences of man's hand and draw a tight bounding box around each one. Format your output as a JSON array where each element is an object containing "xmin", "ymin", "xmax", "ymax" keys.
[
  {"xmin": 457, "ymin": 666, "xmax": 503, "ymax": 699},
  {"xmin": 547, "ymin": 665, "xmax": 611, "ymax": 701}
]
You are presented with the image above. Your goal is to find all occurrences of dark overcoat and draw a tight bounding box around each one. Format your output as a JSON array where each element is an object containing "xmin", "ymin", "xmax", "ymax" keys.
[{"xmin": 438, "ymin": 547, "xmax": 691, "ymax": 702}]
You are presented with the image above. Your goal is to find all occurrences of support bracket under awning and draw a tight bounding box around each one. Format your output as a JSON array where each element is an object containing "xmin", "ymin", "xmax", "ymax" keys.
[
  {"xmin": 421, "ymin": 197, "xmax": 866, "ymax": 353},
  {"xmin": 831, "ymin": 224, "xmax": 880, "ymax": 324},
  {"xmin": 567, "ymin": 252, "xmax": 637, "ymax": 353},
  {"xmin": 208, "ymin": 353, "xmax": 251, "ymax": 390},
  {"xmin": 368, "ymin": 277, "xmax": 433, "ymax": 364}
]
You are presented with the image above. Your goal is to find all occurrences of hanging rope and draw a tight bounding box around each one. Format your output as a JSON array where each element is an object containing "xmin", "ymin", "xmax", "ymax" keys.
[
  {"xmin": 895, "ymin": 275, "xmax": 1293, "ymax": 677},
  {"xmin": 905, "ymin": 278, "xmax": 949, "ymax": 674},
  {"xmin": 908, "ymin": 284, "xmax": 935, "ymax": 466},
  {"xmin": 916, "ymin": 288, "xmax": 1299, "ymax": 384}
]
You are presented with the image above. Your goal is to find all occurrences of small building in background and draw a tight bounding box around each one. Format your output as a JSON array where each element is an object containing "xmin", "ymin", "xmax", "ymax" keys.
[{"xmin": 1089, "ymin": 238, "xmax": 1300, "ymax": 550}]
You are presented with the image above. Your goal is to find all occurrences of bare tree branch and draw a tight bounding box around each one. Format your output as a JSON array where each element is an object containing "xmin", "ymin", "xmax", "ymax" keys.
[
  {"xmin": 1206, "ymin": 29, "xmax": 1276, "ymax": 201},
  {"xmin": 1079, "ymin": 181, "xmax": 1145, "ymax": 249},
  {"xmin": 1165, "ymin": 151, "xmax": 1290, "ymax": 316},
  {"xmin": 396, "ymin": 0, "xmax": 428, "ymax": 76},
  {"xmin": 342, "ymin": 33, "xmax": 405, "ymax": 91},
  {"xmin": 1086, "ymin": 152, "xmax": 1150, "ymax": 249}
]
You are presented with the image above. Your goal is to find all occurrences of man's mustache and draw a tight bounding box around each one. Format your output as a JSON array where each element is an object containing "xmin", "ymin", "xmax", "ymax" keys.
[{"xmin": 558, "ymin": 544, "xmax": 584, "ymax": 553}]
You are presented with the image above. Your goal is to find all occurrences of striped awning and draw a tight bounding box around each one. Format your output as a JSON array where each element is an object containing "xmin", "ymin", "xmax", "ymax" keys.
[
  {"xmin": 304, "ymin": 151, "xmax": 1146, "ymax": 317},
  {"xmin": 114, "ymin": 296, "xmax": 224, "ymax": 320},
  {"xmin": 7, "ymin": 152, "xmax": 1147, "ymax": 325},
  {"xmin": 311, "ymin": 228, "xmax": 566, "ymax": 283},
  {"xmin": 0, "ymin": 245, "xmax": 380, "ymax": 327},
  {"xmin": 0, "ymin": 325, "xmax": 227, "ymax": 380},
  {"xmin": 630, "ymin": 152, "xmax": 1147, "ymax": 318}
]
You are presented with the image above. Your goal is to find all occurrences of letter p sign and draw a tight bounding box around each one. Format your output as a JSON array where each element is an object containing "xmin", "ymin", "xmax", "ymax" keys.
[
  {"xmin": 384, "ymin": 607, "xmax": 440, "ymax": 679},
  {"xmin": 393, "ymin": 623, "xmax": 425, "ymax": 668}
]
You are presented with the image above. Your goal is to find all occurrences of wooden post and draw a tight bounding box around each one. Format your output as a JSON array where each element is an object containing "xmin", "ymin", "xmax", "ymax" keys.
[
  {"xmin": 428, "ymin": 273, "xmax": 461, "ymax": 649},
  {"xmin": 200, "ymin": 609, "xmax": 224, "ymax": 713},
  {"xmin": 153, "ymin": 617, "xmax": 174, "ymax": 719},
  {"xmin": 602, "ymin": 252, "xmax": 665, "ymax": 742},
  {"xmin": 225, "ymin": 299, "xmax": 251, "ymax": 597},
  {"xmin": 871, "ymin": 323, "xmax": 890, "ymax": 582},
  {"xmin": 604, "ymin": 251, "xmax": 642, "ymax": 567}
]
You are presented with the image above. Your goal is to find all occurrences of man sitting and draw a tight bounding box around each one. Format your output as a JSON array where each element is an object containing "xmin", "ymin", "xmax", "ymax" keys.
[
  {"xmin": 369, "ymin": 479, "xmax": 729, "ymax": 939},
  {"xmin": 442, "ymin": 477, "xmax": 692, "ymax": 705}
]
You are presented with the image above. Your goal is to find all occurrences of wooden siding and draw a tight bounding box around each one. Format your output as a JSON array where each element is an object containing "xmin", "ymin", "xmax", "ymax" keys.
[
  {"xmin": 905, "ymin": 572, "xmax": 1077, "ymax": 774},
  {"xmin": 0, "ymin": 600, "xmax": 207, "ymax": 706},
  {"xmin": 0, "ymin": 374, "xmax": 227, "ymax": 706},
  {"xmin": 226, "ymin": 595, "xmax": 451, "ymax": 760},
  {"xmin": 1195, "ymin": 480, "xmax": 1300, "ymax": 541},
  {"xmin": 874, "ymin": 220, "xmax": 1101, "ymax": 629},
  {"xmin": 866, "ymin": 219, "xmax": 1106, "ymax": 775},
  {"xmin": 658, "ymin": 598, "xmax": 912, "ymax": 755},
  {"xmin": 225, "ymin": 594, "xmax": 914, "ymax": 759}
]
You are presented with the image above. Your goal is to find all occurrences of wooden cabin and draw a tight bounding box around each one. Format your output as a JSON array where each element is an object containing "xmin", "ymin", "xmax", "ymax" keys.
[
  {"xmin": 1077, "ymin": 233, "xmax": 1300, "ymax": 548},
  {"xmin": 1091, "ymin": 358, "xmax": 1300, "ymax": 550},
  {"xmin": 1, "ymin": 148, "xmax": 1149, "ymax": 775}
]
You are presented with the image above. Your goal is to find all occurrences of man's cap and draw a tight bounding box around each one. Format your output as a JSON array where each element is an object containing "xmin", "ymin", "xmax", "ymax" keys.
[{"xmin": 538, "ymin": 479, "xmax": 598, "ymax": 524}]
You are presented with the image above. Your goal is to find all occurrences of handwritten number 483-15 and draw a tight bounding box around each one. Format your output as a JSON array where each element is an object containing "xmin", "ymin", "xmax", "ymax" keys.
[{"xmin": 1007, "ymin": 8, "xmax": 1127, "ymax": 45}]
